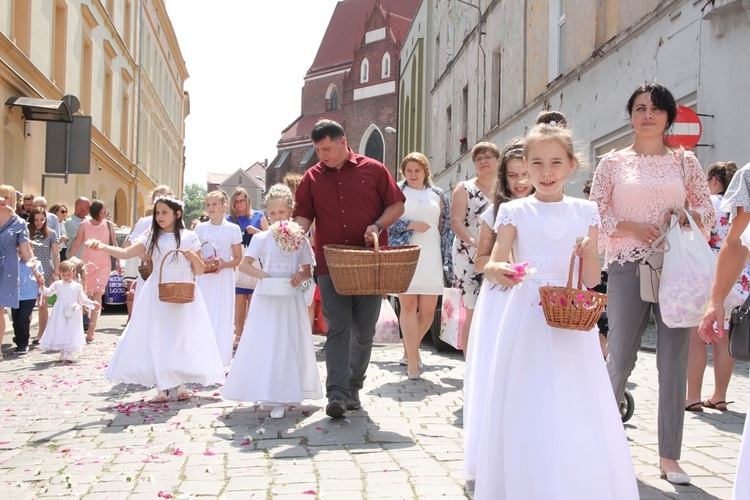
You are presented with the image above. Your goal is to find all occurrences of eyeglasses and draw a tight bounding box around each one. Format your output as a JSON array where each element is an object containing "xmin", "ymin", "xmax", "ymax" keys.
[
  {"xmin": 234, "ymin": 198, "xmax": 247, "ymax": 204},
  {"xmin": 474, "ymin": 155, "xmax": 497, "ymax": 163}
]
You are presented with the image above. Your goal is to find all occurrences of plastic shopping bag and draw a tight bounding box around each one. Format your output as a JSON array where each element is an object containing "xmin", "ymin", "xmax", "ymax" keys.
[
  {"xmin": 440, "ymin": 287, "xmax": 465, "ymax": 350},
  {"xmin": 373, "ymin": 298, "xmax": 401, "ymax": 343},
  {"xmin": 660, "ymin": 212, "xmax": 719, "ymax": 328}
]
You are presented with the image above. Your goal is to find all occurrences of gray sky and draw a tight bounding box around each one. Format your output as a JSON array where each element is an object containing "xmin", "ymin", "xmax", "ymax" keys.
[{"xmin": 164, "ymin": 1, "xmax": 340, "ymax": 186}]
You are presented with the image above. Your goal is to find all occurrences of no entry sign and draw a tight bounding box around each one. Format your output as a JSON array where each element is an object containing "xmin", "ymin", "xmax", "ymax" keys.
[{"xmin": 666, "ymin": 105, "xmax": 702, "ymax": 150}]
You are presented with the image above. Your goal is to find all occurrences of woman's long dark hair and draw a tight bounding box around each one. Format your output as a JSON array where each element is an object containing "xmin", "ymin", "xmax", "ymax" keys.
[
  {"xmin": 28, "ymin": 207, "xmax": 49, "ymax": 239},
  {"xmin": 147, "ymin": 198, "xmax": 185, "ymax": 260}
]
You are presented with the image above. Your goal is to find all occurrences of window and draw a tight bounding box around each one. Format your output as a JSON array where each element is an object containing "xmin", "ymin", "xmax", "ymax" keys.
[
  {"xmin": 490, "ymin": 50, "xmax": 501, "ymax": 127},
  {"xmin": 52, "ymin": 1, "xmax": 67, "ymax": 87},
  {"xmin": 445, "ymin": 105, "xmax": 452, "ymax": 165},
  {"xmin": 11, "ymin": 0, "xmax": 32, "ymax": 55},
  {"xmin": 103, "ymin": 66, "xmax": 113, "ymax": 137},
  {"xmin": 360, "ymin": 58, "xmax": 369, "ymax": 83},
  {"xmin": 274, "ymin": 150, "xmax": 290, "ymax": 169},
  {"xmin": 301, "ymin": 146, "xmax": 316, "ymax": 166},
  {"xmin": 330, "ymin": 88, "xmax": 339, "ymax": 110},
  {"xmin": 434, "ymin": 34, "xmax": 441, "ymax": 83},
  {"xmin": 381, "ymin": 52, "xmax": 391, "ymax": 79},
  {"xmin": 364, "ymin": 129, "xmax": 384, "ymax": 164},
  {"xmin": 549, "ymin": 0, "xmax": 566, "ymax": 81},
  {"xmin": 81, "ymin": 35, "xmax": 93, "ymax": 113},
  {"xmin": 124, "ymin": 0, "xmax": 133, "ymax": 50},
  {"xmin": 120, "ymin": 90, "xmax": 129, "ymax": 153},
  {"xmin": 461, "ymin": 85, "xmax": 469, "ymax": 153}
]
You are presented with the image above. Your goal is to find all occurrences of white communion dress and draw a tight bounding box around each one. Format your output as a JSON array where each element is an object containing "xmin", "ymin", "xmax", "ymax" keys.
[
  {"xmin": 222, "ymin": 230, "xmax": 323, "ymax": 404},
  {"xmin": 195, "ymin": 219, "xmax": 243, "ymax": 366},
  {"xmin": 105, "ymin": 230, "xmax": 225, "ymax": 391},
  {"xmin": 39, "ymin": 280, "xmax": 97, "ymax": 354},
  {"xmin": 472, "ymin": 196, "xmax": 638, "ymax": 500},
  {"xmin": 463, "ymin": 202, "xmax": 505, "ymax": 482}
]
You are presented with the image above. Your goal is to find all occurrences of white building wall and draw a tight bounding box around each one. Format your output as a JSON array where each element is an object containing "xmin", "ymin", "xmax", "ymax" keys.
[{"xmin": 430, "ymin": 0, "xmax": 750, "ymax": 196}]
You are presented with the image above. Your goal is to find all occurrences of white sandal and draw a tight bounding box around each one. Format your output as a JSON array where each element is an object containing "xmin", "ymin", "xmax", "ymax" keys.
[
  {"xmin": 176, "ymin": 385, "xmax": 192, "ymax": 401},
  {"xmin": 152, "ymin": 389, "xmax": 169, "ymax": 403}
]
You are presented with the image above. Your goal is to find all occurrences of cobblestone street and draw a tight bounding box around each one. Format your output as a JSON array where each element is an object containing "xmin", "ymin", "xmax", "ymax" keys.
[{"xmin": 0, "ymin": 309, "xmax": 747, "ymax": 499}]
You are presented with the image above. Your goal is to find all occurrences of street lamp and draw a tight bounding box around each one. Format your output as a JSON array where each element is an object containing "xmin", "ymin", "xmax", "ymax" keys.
[{"xmin": 384, "ymin": 126, "xmax": 397, "ymax": 134}]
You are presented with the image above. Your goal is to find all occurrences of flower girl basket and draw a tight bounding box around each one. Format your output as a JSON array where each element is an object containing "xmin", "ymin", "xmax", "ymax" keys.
[
  {"xmin": 539, "ymin": 249, "xmax": 607, "ymax": 331},
  {"xmin": 158, "ymin": 249, "xmax": 195, "ymax": 303},
  {"xmin": 324, "ymin": 232, "xmax": 420, "ymax": 295},
  {"xmin": 138, "ymin": 260, "xmax": 153, "ymax": 280},
  {"xmin": 200, "ymin": 242, "xmax": 221, "ymax": 274}
]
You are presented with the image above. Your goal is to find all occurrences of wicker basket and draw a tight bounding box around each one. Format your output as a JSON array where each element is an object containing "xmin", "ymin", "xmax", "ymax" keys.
[
  {"xmin": 538, "ymin": 251, "xmax": 607, "ymax": 331},
  {"xmin": 158, "ymin": 249, "xmax": 195, "ymax": 304},
  {"xmin": 324, "ymin": 232, "xmax": 420, "ymax": 295},
  {"xmin": 201, "ymin": 242, "xmax": 220, "ymax": 274},
  {"xmin": 138, "ymin": 260, "xmax": 153, "ymax": 280}
]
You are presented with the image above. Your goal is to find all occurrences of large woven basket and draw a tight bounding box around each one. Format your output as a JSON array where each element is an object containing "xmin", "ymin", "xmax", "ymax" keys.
[
  {"xmin": 539, "ymin": 250, "xmax": 607, "ymax": 331},
  {"xmin": 200, "ymin": 242, "xmax": 220, "ymax": 274},
  {"xmin": 324, "ymin": 232, "xmax": 420, "ymax": 295},
  {"xmin": 158, "ymin": 249, "xmax": 195, "ymax": 304}
]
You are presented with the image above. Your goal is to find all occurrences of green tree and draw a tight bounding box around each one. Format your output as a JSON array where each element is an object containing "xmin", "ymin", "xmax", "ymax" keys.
[{"xmin": 182, "ymin": 183, "xmax": 207, "ymax": 227}]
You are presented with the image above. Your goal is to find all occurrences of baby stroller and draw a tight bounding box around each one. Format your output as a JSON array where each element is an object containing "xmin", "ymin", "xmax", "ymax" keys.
[{"xmin": 594, "ymin": 271, "xmax": 635, "ymax": 423}]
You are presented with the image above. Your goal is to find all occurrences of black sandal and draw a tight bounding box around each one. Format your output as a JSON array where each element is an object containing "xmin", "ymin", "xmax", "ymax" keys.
[
  {"xmin": 685, "ymin": 402, "xmax": 703, "ymax": 412},
  {"xmin": 703, "ymin": 399, "xmax": 733, "ymax": 411}
]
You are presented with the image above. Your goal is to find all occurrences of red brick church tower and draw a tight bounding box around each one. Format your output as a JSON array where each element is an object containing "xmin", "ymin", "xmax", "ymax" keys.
[{"xmin": 267, "ymin": 0, "xmax": 418, "ymax": 184}]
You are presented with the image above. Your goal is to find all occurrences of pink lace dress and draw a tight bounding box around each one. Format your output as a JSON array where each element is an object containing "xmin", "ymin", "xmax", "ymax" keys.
[{"xmin": 590, "ymin": 149, "xmax": 714, "ymax": 267}]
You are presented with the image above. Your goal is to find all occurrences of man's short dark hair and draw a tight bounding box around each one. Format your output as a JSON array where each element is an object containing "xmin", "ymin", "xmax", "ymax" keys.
[{"xmin": 311, "ymin": 120, "xmax": 345, "ymax": 143}]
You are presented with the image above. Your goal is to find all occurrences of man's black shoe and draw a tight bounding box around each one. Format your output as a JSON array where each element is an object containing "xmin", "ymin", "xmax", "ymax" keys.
[
  {"xmin": 347, "ymin": 391, "xmax": 361, "ymax": 411},
  {"xmin": 15, "ymin": 346, "xmax": 29, "ymax": 354},
  {"xmin": 326, "ymin": 397, "xmax": 346, "ymax": 418}
]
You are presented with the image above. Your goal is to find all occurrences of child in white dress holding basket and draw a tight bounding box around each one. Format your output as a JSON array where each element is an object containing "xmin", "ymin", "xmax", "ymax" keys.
[
  {"xmin": 195, "ymin": 190, "xmax": 243, "ymax": 365},
  {"xmin": 39, "ymin": 259, "xmax": 100, "ymax": 361},
  {"xmin": 86, "ymin": 196, "xmax": 224, "ymax": 402},
  {"xmin": 223, "ymin": 184, "xmax": 323, "ymax": 418},
  {"xmin": 471, "ymin": 123, "xmax": 638, "ymax": 499}
]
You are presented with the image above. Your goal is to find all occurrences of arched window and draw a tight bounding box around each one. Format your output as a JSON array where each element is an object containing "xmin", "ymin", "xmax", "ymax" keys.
[
  {"xmin": 381, "ymin": 52, "xmax": 391, "ymax": 79},
  {"xmin": 364, "ymin": 128, "xmax": 384, "ymax": 164},
  {"xmin": 330, "ymin": 88, "xmax": 339, "ymax": 110},
  {"xmin": 360, "ymin": 58, "xmax": 369, "ymax": 83}
]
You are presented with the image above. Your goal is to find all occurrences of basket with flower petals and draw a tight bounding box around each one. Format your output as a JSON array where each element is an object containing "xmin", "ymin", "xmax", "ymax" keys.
[
  {"xmin": 538, "ymin": 250, "xmax": 607, "ymax": 331},
  {"xmin": 200, "ymin": 242, "xmax": 221, "ymax": 274}
]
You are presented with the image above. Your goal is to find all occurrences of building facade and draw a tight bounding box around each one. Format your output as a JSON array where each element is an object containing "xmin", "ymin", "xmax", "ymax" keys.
[
  {"xmin": 0, "ymin": 0, "xmax": 188, "ymax": 226},
  {"xmin": 268, "ymin": 0, "xmax": 419, "ymax": 185},
  {"xmin": 420, "ymin": 0, "xmax": 750, "ymax": 194},
  {"xmin": 207, "ymin": 161, "xmax": 266, "ymax": 211}
]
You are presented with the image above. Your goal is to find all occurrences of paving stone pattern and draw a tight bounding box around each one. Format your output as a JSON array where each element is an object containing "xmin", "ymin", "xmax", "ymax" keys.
[{"xmin": 0, "ymin": 310, "xmax": 747, "ymax": 499}]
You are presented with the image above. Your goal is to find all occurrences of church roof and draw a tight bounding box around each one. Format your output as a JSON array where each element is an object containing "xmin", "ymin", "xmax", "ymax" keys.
[{"xmin": 307, "ymin": 0, "xmax": 419, "ymax": 78}]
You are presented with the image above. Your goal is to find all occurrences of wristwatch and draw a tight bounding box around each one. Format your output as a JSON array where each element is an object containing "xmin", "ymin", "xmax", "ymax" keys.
[{"xmin": 373, "ymin": 222, "xmax": 383, "ymax": 233}]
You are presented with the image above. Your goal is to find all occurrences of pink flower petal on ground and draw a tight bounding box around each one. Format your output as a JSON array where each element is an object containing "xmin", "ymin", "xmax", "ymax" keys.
[
  {"xmin": 315, "ymin": 426, "xmax": 323, "ymax": 431},
  {"xmin": 172, "ymin": 449, "xmax": 183, "ymax": 456},
  {"xmin": 157, "ymin": 492, "xmax": 173, "ymax": 499},
  {"xmin": 212, "ymin": 392, "xmax": 220, "ymax": 396},
  {"xmin": 302, "ymin": 491, "xmax": 316, "ymax": 495},
  {"xmin": 0, "ymin": 441, "xmax": 9, "ymax": 445},
  {"xmin": 203, "ymin": 451, "xmax": 216, "ymax": 456},
  {"xmin": 240, "ymin": 440, "xmax": 252, "ymax": 446}
]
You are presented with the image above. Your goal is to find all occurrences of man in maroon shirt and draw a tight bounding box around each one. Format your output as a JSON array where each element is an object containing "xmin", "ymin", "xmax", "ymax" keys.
[{"xmin": 295, "ymin": 120, "xmax": 405, "ymax": 418}]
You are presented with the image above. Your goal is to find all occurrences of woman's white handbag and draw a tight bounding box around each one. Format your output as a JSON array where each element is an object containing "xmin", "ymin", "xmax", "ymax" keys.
[{"xmin": 254, "ymin": 277, "xmax": 297, "ymax": 297}]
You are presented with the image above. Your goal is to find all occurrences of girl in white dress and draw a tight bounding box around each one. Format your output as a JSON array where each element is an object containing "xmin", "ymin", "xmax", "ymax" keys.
[
  {"xmin": 223, "ymin": 184, "xmax": 323, "ymax": 419},
  {"xmin": 86, "ymin": 196, "xmax": 224, "ymax": 402},
  {"xmin": 464, "ymin": 137, "xmax": 531, "ymax": 484},
  {"xmin": 39, "ymin": 259, "xmax": 100, "ymax": 361},
  {"xmin": 195, "ymin": 190, "xmax": 243, "ymax": 365},
  {"xmin": 126, "ymin": 185, "xmax": 175, "ymax": 309},
  {"xmin": 472, "ymin": 123, "xmax": 638, "ymax": 499}
]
